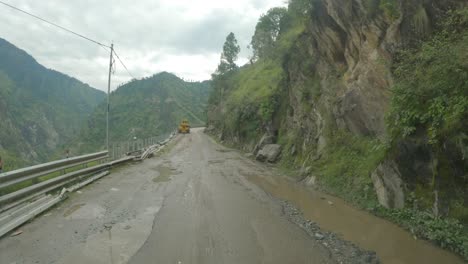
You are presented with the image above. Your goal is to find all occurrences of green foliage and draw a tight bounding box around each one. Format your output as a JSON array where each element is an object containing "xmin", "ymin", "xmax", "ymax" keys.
[
  {"xmin": 229, "ymin": 60, "xmax": 283, "ymax": 105},
  {"xmin": 207, "ymin": 58, "xmax": 284, "ymax": 144},
  {"xmin": 223, "ymin": 33, "xmax": 240, "ymax": 69},
  {"xmin": 375, "ymin": 207, "xmax": 468, "ymax": 260},
  {"xmin": 207, "ymin": 2, "xmax": 468, "ymax": 260},
  {"xmin": 364, "ymin": 0, "xmax": 400, "ymax": 20},
  {"xmin": 309, "ymin": 132, "xmax": 388, "ymax": 207},
  {"xmin": 251, "ymin": 7, "xmax": 288, "ymax": 60},
  {"xmin": 215, "ymin": 33, "xmax": 240, "ymax": 75},
  {"xmin": 259, "ymin": 95, "xmax": 279, "ymax": 122},
  {"xmin": 76, "ymin": 72, "xmax": 211, "ymax": 153},
  {"xmin": 274, "ymin": 20, "xmax": 306, "ymax": 58},
  {"xmin": 288, "ymin": 0, "xmax": 315, "ymax": 18},
  {"xmin": 379, "ymin": 0, "xmax": 400, "ymax": 20},
  {"xmin": 384, "ymin": 10, "xmax": 468, "ymax": 260},
  {"xmin": 0, "ymin": 38, "xmax": 105, "ymax": 169},
  {"xmin": 412, "ymin": 5, "xmax": 431, "ymax": 37},
  {"xmin": 388, "ymin": 9, "xmax": 468, "ymax": 145}
]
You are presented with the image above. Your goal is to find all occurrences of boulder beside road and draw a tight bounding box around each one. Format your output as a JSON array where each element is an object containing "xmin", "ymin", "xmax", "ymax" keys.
[{"xmin": 256, "ymin": 144, "xmax": 282, "ymax": 163}]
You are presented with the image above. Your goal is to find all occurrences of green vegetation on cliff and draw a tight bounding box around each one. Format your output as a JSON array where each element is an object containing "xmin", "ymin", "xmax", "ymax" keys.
[
  {"xmin": 389, "ymin": 9, "xmax": 468, "ymax": 145},
  {"xmin": 385, "ymin": 9, "xmax": 468, "ymax": 257},
  {"xmin": 207, "ymin": 0, "xmax": 467, "ymax": 259}
]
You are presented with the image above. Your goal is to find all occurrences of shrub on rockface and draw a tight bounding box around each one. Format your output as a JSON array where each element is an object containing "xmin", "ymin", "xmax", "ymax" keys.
[
  {"xmin": 388, "ymin": 9, "xmax": 468, "ymax": 144},
  {"xmin": 386, "ymin": 8, "xmax": 468, "ymax": 259}
]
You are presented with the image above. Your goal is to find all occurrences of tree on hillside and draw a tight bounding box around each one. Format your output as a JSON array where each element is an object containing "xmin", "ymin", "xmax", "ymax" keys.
[
  {"xmin": 288, "ymin": 0, "xmax": 315, "ymax": 17},
  {"xmin": 215, "ymin": 32, "xmax": 240, "ymax": 75},
  {"xmin": 250, "ymin": 7, "xmax": 288, "ymax": 60}
]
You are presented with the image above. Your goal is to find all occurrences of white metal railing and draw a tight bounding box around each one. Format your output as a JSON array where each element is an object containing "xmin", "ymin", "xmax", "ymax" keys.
[
  {"xmin": 0, "ymin": 132, "xmax": 177, "ymax": 238},
  {"xmin": 0, "ymin": 151, "xmax": 108, "ymax": 208}
]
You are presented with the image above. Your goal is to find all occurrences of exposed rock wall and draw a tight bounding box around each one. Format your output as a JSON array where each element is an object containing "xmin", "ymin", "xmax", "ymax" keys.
[
  {"xmin": 280, "ymin": 0, "xmax": 466, "ymax": 210},
  {"xmin": 207, "ymin": 0, "xmax": 467, "ymax": 214},
  {"xmin": 371, "ymin": 160, "xmax": 404, "ymax": 209}
]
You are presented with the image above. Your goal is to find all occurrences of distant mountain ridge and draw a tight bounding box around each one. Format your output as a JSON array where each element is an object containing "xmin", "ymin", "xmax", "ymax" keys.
[
  {"xmin": 0, "ymin": 38, "xmax": 106, "ymax": 169},
  {"xmin": 76, "ymin": 72, "xmax": 211, "ymax": 154}
]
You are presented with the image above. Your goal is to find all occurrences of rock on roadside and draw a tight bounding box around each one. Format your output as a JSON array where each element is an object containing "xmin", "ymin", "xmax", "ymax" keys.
[
  {"xmin": 256, "ymin": 144, "xmax": 282, "ymax": 163},
  {"xmin": 253, "ymin": 134, "xmax": 275, "ymax": 155}
]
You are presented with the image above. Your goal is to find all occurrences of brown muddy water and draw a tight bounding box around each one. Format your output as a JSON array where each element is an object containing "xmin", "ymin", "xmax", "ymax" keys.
[
  {"xmin": 152, "ymin": 163, "xmax": 179, "ymax": 183},
  {"xmin": 245, "ymin": 173, "xmax": 465, "ymax": 264}
]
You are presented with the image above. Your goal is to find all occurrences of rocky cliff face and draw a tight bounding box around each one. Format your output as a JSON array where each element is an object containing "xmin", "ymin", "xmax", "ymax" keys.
[
  {"xmin": 207, "ymin": 0, "xmax": 467, "ymax": 222},
  {"xmin": 283, "ymin": 0, "xmax": 467, "ymax": 216},
  {"xmin": 284, "ymin": 0, "xmax": 463, "ymax": 144}
]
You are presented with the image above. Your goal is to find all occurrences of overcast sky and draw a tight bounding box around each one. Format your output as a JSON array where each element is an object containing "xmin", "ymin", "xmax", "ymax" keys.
[{"xmin": 0, "ymin": 0, "xmax": 285, "ymax": 92}]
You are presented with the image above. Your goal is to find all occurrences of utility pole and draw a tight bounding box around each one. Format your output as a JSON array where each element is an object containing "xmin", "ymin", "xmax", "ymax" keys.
[{"xmin": 106, "ymin": 43, "xmax": 114, "ymax": 151}]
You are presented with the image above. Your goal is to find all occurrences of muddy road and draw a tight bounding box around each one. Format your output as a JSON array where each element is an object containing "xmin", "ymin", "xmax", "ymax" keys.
[{"xmin": 0, "ymin": 128, "xmax": 463, "ymax": 264}]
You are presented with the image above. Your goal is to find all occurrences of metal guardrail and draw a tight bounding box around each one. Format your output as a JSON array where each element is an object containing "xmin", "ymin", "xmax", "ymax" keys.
[
  {"xmin": 0, "ymin": 163, "xmax": 110, "ymax": 208},
  {"xmin": 0, "ymin": 151, "xmax": 108, "ymax": 192},
  {"xmin": 109, "ymin": 134, "xmax": 172, "ymax": 161},
  {"xmin": 138, "ymin": 132, "xmax": 176, "ymax": 160},
  {"xmin": 0, "ymin": 133, "xmax": 178, "ymax": 238}
]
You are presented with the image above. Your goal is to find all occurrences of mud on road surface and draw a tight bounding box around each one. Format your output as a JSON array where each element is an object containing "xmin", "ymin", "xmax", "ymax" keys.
[{"xmin": 1, "ymin": 128, "xmax": 460, "ymax": 264}]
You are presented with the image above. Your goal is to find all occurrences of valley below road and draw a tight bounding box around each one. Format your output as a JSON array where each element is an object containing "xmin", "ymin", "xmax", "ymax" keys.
[{"xmin": 0, "ymin": 128, "xmax": 464, "ymax": 264}]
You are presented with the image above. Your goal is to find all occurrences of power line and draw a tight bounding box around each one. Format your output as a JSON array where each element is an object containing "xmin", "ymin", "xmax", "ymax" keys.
[
  {"xmin": 0, "ymin": 0, "xmax": 109, "ymax": 48},
  {"xmin": 113, "ymin": 49, "xmax": 136, "ymax": 79},
  {"xmin": 1, "ymin": 1, "xmax": 137, "ymax": 80}
]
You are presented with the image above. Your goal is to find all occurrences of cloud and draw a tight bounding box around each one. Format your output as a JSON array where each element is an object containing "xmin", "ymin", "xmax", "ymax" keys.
[{"xmin": 0, "ymin": 0, "xmax": 285, "ymax": 92}]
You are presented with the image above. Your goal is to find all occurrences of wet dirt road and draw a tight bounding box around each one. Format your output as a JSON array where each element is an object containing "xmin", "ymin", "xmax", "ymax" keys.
[
  {"xmin": 0, "ymin": 128, "xmax": 333, "ymax": 264},
  {"xmin": 0, "ymin": 128, "xmax": 463, "ymax": 264}
]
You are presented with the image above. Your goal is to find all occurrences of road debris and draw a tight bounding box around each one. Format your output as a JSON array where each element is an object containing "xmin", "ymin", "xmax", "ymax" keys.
[{"xmin": 10, "ymin": 230, "xmax": 23, "ymax": 237}]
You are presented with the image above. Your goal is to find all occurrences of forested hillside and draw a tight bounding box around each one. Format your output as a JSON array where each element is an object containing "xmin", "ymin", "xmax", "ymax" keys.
[
  {"xmin": 206, "ymin": 0, "xmax": 468, "ymax": 259},
  {"xmin": 0, "ymin": 38, "xmax": 105, "ymax": 169},
  {"xmin": 76, "ymin": 72, "xmax": 210, "ymax": 153}
]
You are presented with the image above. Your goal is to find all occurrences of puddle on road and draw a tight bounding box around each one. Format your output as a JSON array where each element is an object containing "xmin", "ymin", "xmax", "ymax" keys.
[
  {"xmin": 244, "ymin": 173, "xmax": 464, "ymax": 264},
  {"xmin": 152, "ymin": 164, "xmax": 177, "ymax": 183},
  {"xmin": 63, "ymin": 203, "xmax": 85, "ymax": 217}
]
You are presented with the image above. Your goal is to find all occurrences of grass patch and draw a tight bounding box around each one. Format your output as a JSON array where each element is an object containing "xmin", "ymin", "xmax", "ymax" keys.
[
  {"xmin": 309, "ymin": 132, "xmax": 387, "ymax": 208},
  {"xmin": 374, "ymin": 207, "xmax": 468, "ymax": 260},
  {"xmin": 228, "ymin": 60, "xmax": 283, "ymax": 105}
]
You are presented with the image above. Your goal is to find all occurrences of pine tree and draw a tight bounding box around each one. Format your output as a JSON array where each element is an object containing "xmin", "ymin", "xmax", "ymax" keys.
[{"xmin": 216, "ymin": 32, "xmax": 240, "ymax": 75}]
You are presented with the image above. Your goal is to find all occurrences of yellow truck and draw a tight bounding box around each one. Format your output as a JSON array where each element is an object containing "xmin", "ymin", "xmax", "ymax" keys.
[{"xmin": 178, "ymin": 120, "xmax": 190, "ymax": 134}]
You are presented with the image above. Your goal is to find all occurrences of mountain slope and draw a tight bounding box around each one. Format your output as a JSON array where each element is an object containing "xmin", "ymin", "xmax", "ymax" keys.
[
  {"xmin": 0, "ymin": 38, "xmax": 106, "ymax": 169},
  {"xmin": 76, "ymin": 72, "xmax": 210, "ymax": 153},
  {"xmin": 206, "ymin": 0, "xmax": 467, "ymax": 258}
]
